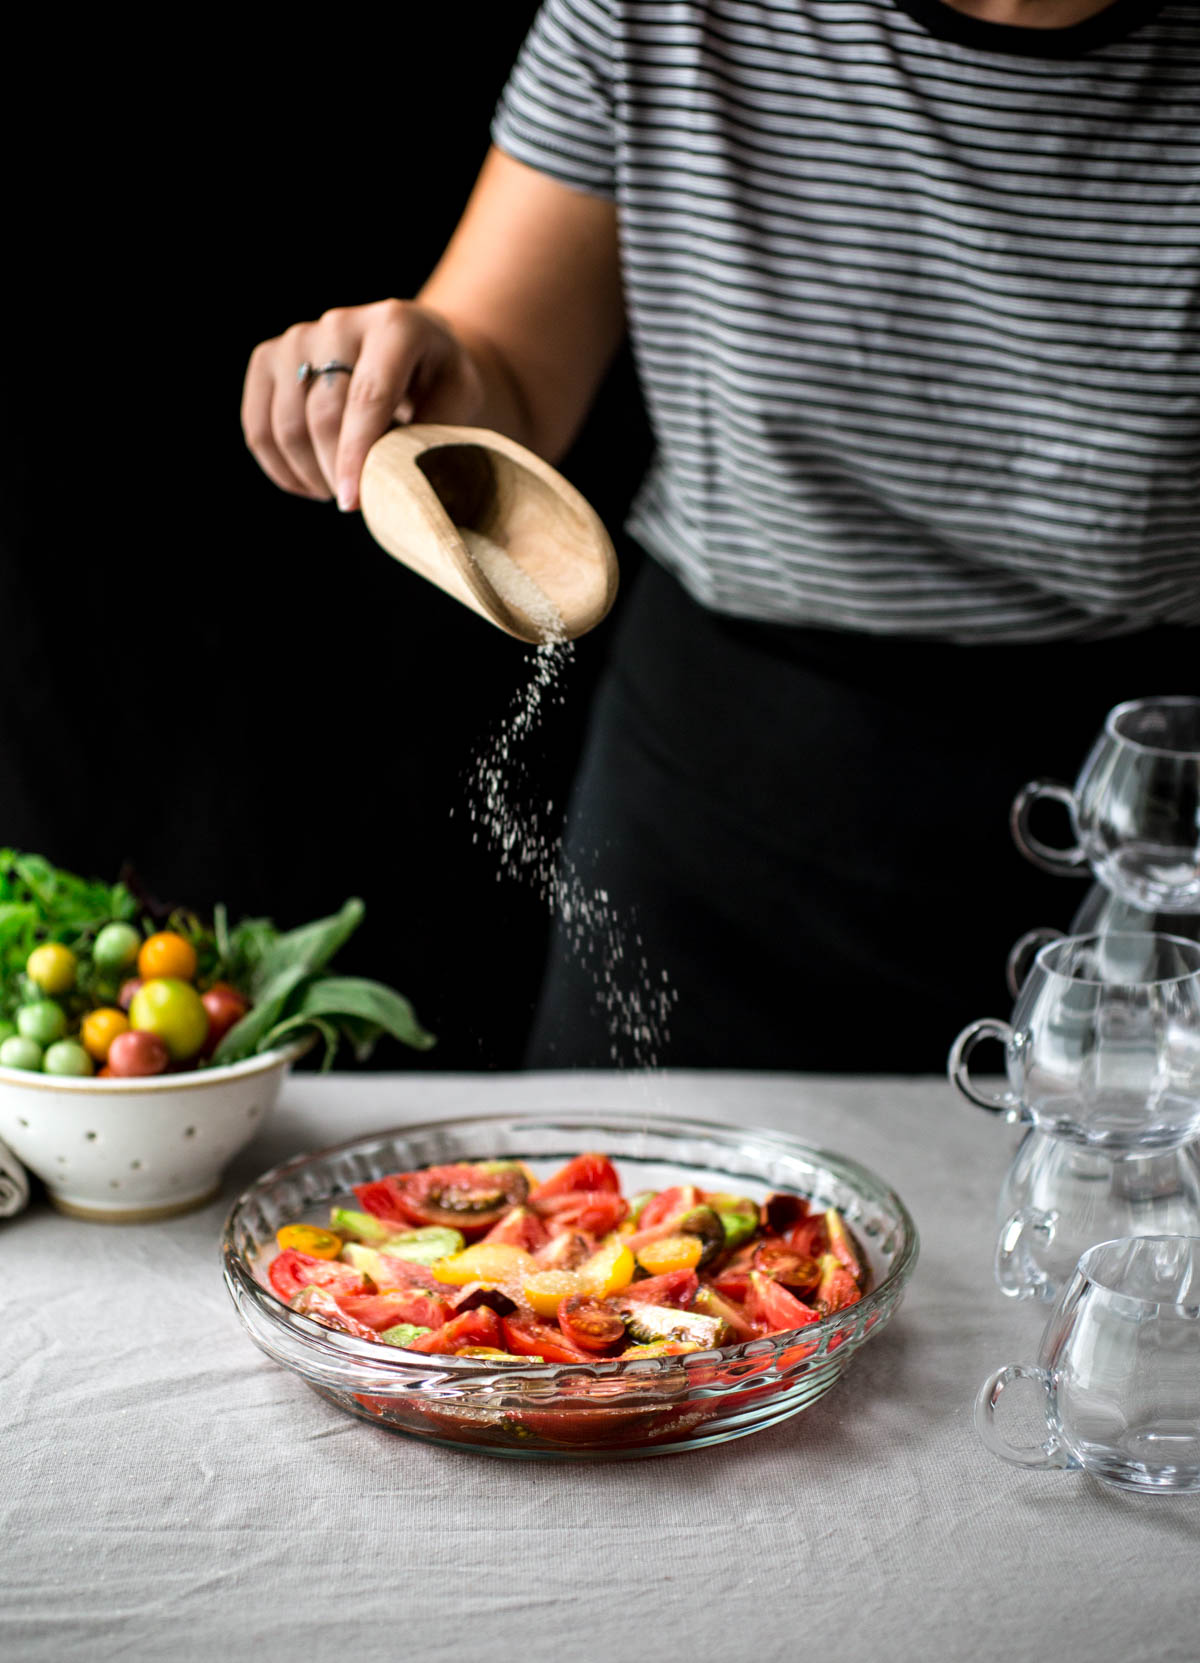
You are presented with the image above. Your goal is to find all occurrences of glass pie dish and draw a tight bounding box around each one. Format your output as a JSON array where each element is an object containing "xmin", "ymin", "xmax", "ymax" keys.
[{"xmin": 222, "ymin": 1110, "xmax": 918, "ymax": 1459}]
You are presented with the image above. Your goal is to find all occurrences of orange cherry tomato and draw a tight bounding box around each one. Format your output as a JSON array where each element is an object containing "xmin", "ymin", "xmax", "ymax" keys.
[
  {"xmin": 80, "ymin": 1007, "xmax": 130, "ymax": 1062},
  {"xmin": 137, "ymin": 931, "xmax": 197, "ymax": 983}
]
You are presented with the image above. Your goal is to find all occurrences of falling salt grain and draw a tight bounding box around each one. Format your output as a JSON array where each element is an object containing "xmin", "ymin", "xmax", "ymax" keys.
[{"xmin": 457, "ymin": 548, "xmax": 675, "ymax": 1069}]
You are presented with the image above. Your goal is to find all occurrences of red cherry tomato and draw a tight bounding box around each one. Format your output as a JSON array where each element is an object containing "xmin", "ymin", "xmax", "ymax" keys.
[
  {"xmin": 117, "ymin": 978, "xmax": 144, "ymax": 1012},
  {"xmin": 201, "ymin": 984, "xmax": 250, "ymax": 1052},
  {"xmin": 501, "ymin": 1315, "xmax": 596, "ymax": 1364},
  {"xmin": 530, "ymin": 1152, "xmax": 621, "ymax": 1199},
  {"xmin": 531, "ymin": 1191, "xmax": 628, "ymax": 1236},
  {"xmin": 557, "ymin": 1295, "xmax": 627, "ymax": 1353},
  {"xmin": 106, "ymin": 1029, "xmax": 170, "ymax": 1077},
  {"xmin": 267, "ymin": 1249, "xmax": 369, "ymax": 1304},
  {"xmin": 404, "ymin": 1307, "xmax": 504, "ymax": 1355}
]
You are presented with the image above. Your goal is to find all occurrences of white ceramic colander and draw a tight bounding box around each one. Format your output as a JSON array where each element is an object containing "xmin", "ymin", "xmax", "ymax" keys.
[{"xmin": 0, "ymin": 1046, "xmax": 301, "ymax": 1221}]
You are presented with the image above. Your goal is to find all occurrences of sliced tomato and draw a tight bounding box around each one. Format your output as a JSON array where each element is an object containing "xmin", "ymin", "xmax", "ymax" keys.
[
  {"xmin": 531, "ymin": 1191, "xmax": 628, "ymax": 1235},
  {"xmin": 762, "ymin": 1192, "xmax": 811, "ymax": 1235},
  {"xmin": 354, "ymin": 1163, "xmax": 529, "ymax": 1237},
  {"xmin": 533, "ymin": 1231, "xmax": 592, "ymax": 1269},
  {"xmin": 530, "ymin": 1153, "xmax": 620, "ymax": 1200},
  {"xmin": 745, "ymin": 1270, "xmax": 821, "ymax": 1336},
  {"xmin": 709, "ymin": 1269, "xmax": 752, "ymax": 1302},
  {"xmin": 616, "ymin": 1269, "xmax": 699, "ymax": 1308},
  {"xmin": 557, "ymin": 1295, "xmax": 627, "ymax": 1353},
  {"xmin": 501, "ymin": 1315, "xmax": 597, "ymax": 1365},
  {"xmin": 751, "ymin": 1240, "xmax": 821, "ymax": 1294},
  {"xmin": 482, "ymin": 1205, "xmax": 549, "ymax": 1251},
  {"xmin": 636, "ymin": 1184, "xmax": 701, "ymax": 1234},
  {"xmin": 268, "ymin": 1249, "xmax": 369, "ymax": 1304},
  {"xmin": 340, "ymin": 1289, "xmax": 452, "ymax": 1330},
  {"xmin": 404, "ymin": 1307, "xmax": 504, "ymax": 1355},
  {"xmin": 372, "ymin": 1253, "xmax": 460, "ymax": 1294},
  {"xmin": 289, "ymin": 1286, "xmax": 381, "ymax": 1341},
  {"xmin": 784, "ymin": 1215, "xmax": 829, "ymax": 1260},
  {"xmin": 815, "ymin": 1254, "xmax": 862, "ymax": 1315}
]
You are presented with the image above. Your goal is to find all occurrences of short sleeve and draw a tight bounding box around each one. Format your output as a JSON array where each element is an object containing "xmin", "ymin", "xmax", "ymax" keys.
[{"xmin": 491, "ymin": 0, "xmax": 618, "ymax": 200}]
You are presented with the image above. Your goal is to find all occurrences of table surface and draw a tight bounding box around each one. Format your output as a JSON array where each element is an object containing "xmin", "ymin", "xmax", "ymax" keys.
[{"xmin": 4, "ymin": 1070, "xmax": 1198, "ymax": 1663}]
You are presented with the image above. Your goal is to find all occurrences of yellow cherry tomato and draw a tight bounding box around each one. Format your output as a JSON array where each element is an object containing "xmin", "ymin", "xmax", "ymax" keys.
[
  {"xmin": 634, "ymin": 1234, "xmax": 704, "ymax": 1276},
  {"xmin": 276, "ymin": 1224, "xmax": 344, "ymax": 1259},
  {"xmin": 576, "ymin": 1239, "xmax": 636, "ymax": 1298},
  {"xmin": 26, "ymin": 943, "xmax": 77, "ymax": 995},
  {"xmin": 521, "ymin": 1268, "xmax": 581, "ymax": 1317},
  {"xmin": 432, "ymin": 1243, "xmax": 536, "ymax": 1286},
  {"xmin": 80, "ymin": 1007, "xmax": 130, "ymax": 1062},
  {"xmin": 138, "ymin": 931, "xmax": 198, "ymax": 983}
]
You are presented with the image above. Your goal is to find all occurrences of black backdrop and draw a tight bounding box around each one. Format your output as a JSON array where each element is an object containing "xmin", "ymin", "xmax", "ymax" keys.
[{"xmin": 1, "ymin": 13, "xmax": 651, "ymax": 1069}]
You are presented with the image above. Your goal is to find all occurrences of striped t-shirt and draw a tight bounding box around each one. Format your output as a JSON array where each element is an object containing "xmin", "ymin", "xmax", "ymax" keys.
[{"xmin": 492, "ymin": 0, "xmax": 1199, "ymax": 642}]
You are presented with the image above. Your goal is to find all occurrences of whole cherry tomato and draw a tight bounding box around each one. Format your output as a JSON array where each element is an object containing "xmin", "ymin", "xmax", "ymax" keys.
[
  {"xmin": 107, "ymin": 1029, "xmax": 171, "ymax": 1077},
  {"xmin": 128, "ymin": 979, "xmax": 209, "ymax": 1061},
  {"xmin": 201, "ymin": 984, "xmax": 250, "ymax": 1052},
  {"xmin": 117, "ymin": 978, "xmax": 144, "ymax": 1012},
  {"xmin": 138, "ymin": 931, "xmax": 197, "ymax": 983},
  {"xmin": 81, "ymin": 1007, "xmax": 130, "ymax": 1062}
]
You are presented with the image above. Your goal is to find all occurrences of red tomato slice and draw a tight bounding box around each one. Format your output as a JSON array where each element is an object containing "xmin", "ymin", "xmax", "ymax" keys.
[
  {"xmin": 501, "ymin": 1316, "xmax": 597, "ymax": 1365},
  {"xmin": 530, "ymin": 1191, "xmax": 628, "ymax": 1235},
  {"xmin": 617, "ymin": 1270, "xmax": 699, "ymax": 1308},
  {"xmin": 482, "ymin": 1206, "xmax": 550, "ymax": 1251},
  {"xmin": 268, "ymin": 1249, "xmax": 369, "ymax": 1303},
  {"xmin": 709, "ymin": 1270, "xmax": 752, "ymax": 1302},
  {"xmin": 815, "ymin": 1258, "xmax": 862, "ymax": 1316},
  {"xmin": 784, "ymin": 1215, "xmax": 829, "ymax": 1260},
  {"xmin": 557, "ymin": 1295, "xmax": 627, "ymax": 1353},
  {"xmin": 289, "ymin": 1286, "xmax": 381, "ymax": 1340},
  {"xmin": 370, "ymin": 1254, "xmax": 459, "ymax": 1294},
  {"xmin": 404, "ymin": 1308, "xmax": 504, "ymax": 1355},
  {"xmin": 531, "ymin": 1153, "xmax": 620, "ymax": 1200},
  {"xmin": 340, "ymin": 1290, "xmax": 452, "ymax": 1331},
  {"xmin": 354, "ymin": 1164, "xmax": 529, "ymax": 1236},
  {"xmin": 745, "ymin": 1271, "xmax": 820, "ymax": 1336},
  {"xmin": 636, "ymin": 1184, "xmax": 701, "ymax": 1234}
]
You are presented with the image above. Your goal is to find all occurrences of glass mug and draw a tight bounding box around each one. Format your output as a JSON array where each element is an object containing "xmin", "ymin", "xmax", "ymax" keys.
[
  {"xmin": 995, "ymin": 1130, "xmax": 1200, "ymax": 1302},
  {"xmin": 948, "ymin": 932, "xmax": 1200, "ymax": 1152},
  {"xmin": 1012, "ymin": 695, "xmax": 1200, "ymax": 914},
  {"xmin": 975, "ymin": 1235, "xmax": 1200, "ymax": 1493}
]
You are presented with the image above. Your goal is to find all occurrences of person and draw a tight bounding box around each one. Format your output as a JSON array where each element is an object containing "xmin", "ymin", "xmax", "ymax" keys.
[{"xmin": 242, "ymin": 0, "xmax": 1199, "ymax": 1071}]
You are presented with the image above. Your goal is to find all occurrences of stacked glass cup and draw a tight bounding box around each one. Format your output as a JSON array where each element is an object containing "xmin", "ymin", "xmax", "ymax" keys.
[{"xmin": 949, "ymin": 697, "xmax": 1200, "ymax": 1305}]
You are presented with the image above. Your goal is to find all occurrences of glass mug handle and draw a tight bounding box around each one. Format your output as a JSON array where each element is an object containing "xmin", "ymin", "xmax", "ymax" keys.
[
  {"xmin": 1010, "ymin": 780, "xmax": 1089, "ymax": 877},
  {"xmin": 948, "ymin": 1019, "xmax": 1021, "ymax": 1119},
  {"xmin": 974, "ymin": 1363, "xmax": 1077, "ymax": 1471},
  {"xmin": 1005, "ymin": 928, "xmax": 1063, "ymax": 999},
  {"xmin": 995, "ymin": 1206, "xmax": 1057, "ymax": 1300}
]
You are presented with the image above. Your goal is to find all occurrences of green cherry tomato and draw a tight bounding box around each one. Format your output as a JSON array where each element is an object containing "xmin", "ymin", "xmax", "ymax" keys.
[
  {"xmin": 17, "ymin": 999, "xmax": 69, "ymax": 1046},
  {"xmin": 93, "ymin": 922, "xmax": 142, "ymax": 973},
  {"xmin": 128, "ymin": 978, "xmax": 209, "ymax": 1061},
  {"xmin": 43, "ymin": 1040, "xmax": 94, "ymax": 1077},
  {"xmin": 0, "ymin": 1035, "xmax": 44, "ymax": 1071}
]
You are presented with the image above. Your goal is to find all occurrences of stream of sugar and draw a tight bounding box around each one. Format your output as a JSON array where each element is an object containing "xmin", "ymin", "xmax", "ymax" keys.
[{"xmin": 457, "ymin": 535, "xmax": 676, "ymax": 1070}]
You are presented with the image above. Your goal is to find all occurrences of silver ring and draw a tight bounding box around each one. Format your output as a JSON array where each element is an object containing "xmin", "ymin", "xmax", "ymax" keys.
[{"xmin": 296, "ymin": 360, "xmax": 354, "ymax": 388}]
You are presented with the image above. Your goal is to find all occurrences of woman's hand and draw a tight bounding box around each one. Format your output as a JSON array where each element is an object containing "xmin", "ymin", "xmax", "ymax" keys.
[
  {"xmin": 242, "ymin": 148, "xmax": 625, "ymax": 513},
  {"xmin": 241, "ymin": 299, "xmax": 485, "ymax": 512}
]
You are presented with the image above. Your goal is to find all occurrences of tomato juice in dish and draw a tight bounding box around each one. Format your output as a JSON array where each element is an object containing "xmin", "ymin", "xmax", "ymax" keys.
[{"xmin": 259, "ymin": 1151, "xmax": 870, "ymax": 1364}]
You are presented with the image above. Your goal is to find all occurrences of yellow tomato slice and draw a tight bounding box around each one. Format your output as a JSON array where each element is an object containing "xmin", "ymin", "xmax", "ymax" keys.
[
  {"xmin": 634, "ymin": 1234, "xmax": 703, "ymax": 1276},
  {"xmin": 576, "ymin": 1238, "xmax": 636, "ymax": 1298},
  {"xmin": 275, "ymin": 1224, "xmax": 344, "ymax": 1259},
  {"xmin": 521, "ymin": 1269, "xmax": 581, "ymax": 1317},
  {"xmin": 432, "ymin": 1243, "xmax": 536, "ymax": 1286}
]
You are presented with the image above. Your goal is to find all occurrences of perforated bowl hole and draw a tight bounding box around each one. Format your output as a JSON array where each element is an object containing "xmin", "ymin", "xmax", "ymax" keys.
[
  {"xmin": 85, "ymin": 1131, "xmax": 97, "ymax": 1142},
  {"xmin": 130, "ymin": 1160, "xmax": 142, "ymax": 1170},
  {"xmin": 183, "ymin": 1126, "xmax": 196, "ymax": 1139},
  {"xmin": 247, "ymin": 1105, "xmax": 260, "ymax": 1118},
  {"xmin": 17, "ymin": 1116, "xmax": 27, "ymax": 1128}
]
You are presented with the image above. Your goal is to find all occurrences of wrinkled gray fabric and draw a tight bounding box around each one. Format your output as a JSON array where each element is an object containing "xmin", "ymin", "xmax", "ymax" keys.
[
  {"xmin": 0, "ymin": 1136, "xmax": 28, "ymax": 1217},
  {"xmin": 3, "ymin": 1072, "xmax": 1197, "ymax": 1663}
]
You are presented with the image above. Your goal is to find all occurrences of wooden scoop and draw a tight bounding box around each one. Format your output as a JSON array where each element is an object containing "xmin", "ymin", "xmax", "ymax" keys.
[{"xmin": 358, "ymin": 424, "xmax": 618, "ymax": 643}]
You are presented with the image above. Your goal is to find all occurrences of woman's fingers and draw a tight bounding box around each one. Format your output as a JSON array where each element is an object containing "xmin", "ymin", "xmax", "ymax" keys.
[
  {"xmin": 241, "ymin": 340, "xmax": 316, "ymax": 498},
  {"xmin": 332, "ymin": 302, "xmax": 429, "ymax": 512}
]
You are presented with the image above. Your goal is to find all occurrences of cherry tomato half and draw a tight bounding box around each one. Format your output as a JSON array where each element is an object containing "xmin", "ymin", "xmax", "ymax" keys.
[
  {"xmin": 138, "ymin": 931, "xmax": 197, "ymax": 983},
  {"xmin": 557, "ymin": 1295, "xmax": 627, "ymax": 1353}
]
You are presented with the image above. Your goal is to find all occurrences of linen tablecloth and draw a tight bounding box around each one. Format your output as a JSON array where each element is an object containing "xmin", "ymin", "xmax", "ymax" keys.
[{"xmin": 4, "ymin": 1071, "xmax": 1197, "ymax": 1663}]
